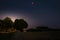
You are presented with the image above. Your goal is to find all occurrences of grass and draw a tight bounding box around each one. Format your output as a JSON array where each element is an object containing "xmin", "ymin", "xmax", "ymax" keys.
[
  {"xmin": 0, "ymin": 31, "xmax": 60, "ymax": 40},
  {"xmin": 0, "ymin": 31, "xmax": 48, "ymax": 40},
  {"xmin": 49, "ymin": 31, "xmax": 60, "ymax": 40}
]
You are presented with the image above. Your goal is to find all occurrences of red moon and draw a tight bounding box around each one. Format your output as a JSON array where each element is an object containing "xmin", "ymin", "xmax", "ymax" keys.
[{"xmin": 32, "ymin": 2, "xmax": 34, "ymax": 5}]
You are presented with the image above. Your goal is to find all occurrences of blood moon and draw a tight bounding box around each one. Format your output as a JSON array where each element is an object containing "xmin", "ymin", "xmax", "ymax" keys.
[{"xmin": 32, "ymin": 2, "xmax": 35, "ymax": 5}]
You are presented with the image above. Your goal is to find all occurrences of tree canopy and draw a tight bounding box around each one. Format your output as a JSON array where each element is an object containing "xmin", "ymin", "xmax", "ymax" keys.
[
  {"xmin": 14, "ymin": 19, "xmax": 28, "ymax": 32},
  {"xmin": 3, "ymin": 17, "xmax": 13, "ymax": 29}
]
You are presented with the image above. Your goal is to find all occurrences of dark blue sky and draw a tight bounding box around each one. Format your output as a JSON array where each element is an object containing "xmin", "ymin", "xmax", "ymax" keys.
[{"xmin": 0, "ymin": 0, "xmax": 60, "ymax": 29}]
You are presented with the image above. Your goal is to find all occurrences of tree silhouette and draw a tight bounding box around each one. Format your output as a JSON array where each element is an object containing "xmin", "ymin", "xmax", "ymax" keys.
[
  {"xmin": 36, "ymin": 26, "xmax": 48, "ymax": 31},
  {"xmin": 3, "ymin": 17, "xmax": 13, "ymax": 30},
  {"xmin": 14, "ymin": 19, "xmax": 28, "ymax": 32},
  {"xmin": 0, "ymin": 19, "xmax": 4, "ymax": 31}
]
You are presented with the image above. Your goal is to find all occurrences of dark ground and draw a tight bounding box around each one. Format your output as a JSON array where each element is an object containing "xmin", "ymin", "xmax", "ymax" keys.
[
  {"xmin": 49, "ymin": 31, "xmax": 60, "ymax": 40},
  {"xmin": 0, "ymin": 31, "xmax": 60, "ymax": 40},
  {"xmin": 0, "ymin": 31, "xmax": 48, "ymax": 40}
]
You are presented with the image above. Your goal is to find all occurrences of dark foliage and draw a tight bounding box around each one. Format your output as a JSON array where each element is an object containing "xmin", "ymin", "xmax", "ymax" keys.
[
  {"xmin": 0, "ymin": 19, "xmax": 4, "ymax": 30},
  {"xmin": 14, "ymin": 19, "xmax": 28, "ymax": 32},
  {"xmin": 27, "ymin": 29, "xmax": 41, "ymax": 32},
  {"xmin": 36, "ymin": 26, "xmax": 48, "ymax": 31},
  {"xmin": 27, "ymin": 26, "xmax": 48, "ymax": 32},
  {"xmin": 3, "ymin": 17, "xmax": 13, "ymax": 29}
]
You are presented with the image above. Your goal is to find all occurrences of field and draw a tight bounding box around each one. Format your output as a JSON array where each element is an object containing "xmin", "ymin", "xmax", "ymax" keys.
[
  {"xmin": 0, "ymin": 31, "xmax": 60, "ymax": 40},
  {"xmin": 49, "ymin": 31, "xmax": 60, "ymax": 40},
  {"xmin": 0, "ymin": 31, "xmax": 48, "ymax": 40},
  {"xmin": 18, "ymin": 32, "xmax": 48, "ymax": 40}
]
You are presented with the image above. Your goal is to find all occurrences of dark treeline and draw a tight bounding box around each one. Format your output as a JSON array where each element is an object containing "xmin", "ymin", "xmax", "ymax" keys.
[
  {"xmin": 27, "ymin": 26, "xmax": 48, "ymax": 32},
  {"xmin": 0, "ymin": 17, "xmax": 28, "ymax": 32},
  {"xmin": 0, "ymin": 17, "xmax": 59, "ymax": 32}
]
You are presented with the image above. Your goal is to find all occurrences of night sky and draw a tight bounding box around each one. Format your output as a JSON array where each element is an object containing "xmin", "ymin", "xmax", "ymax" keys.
[{"xmin": 0, "ymin": 0, "xmax": 60, "ymax": 29}]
